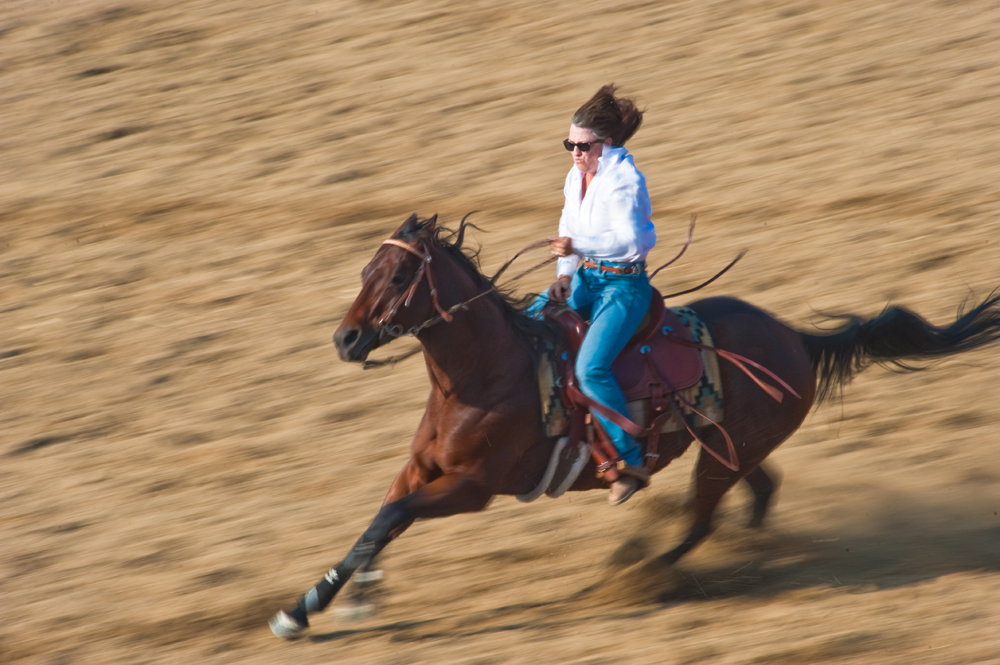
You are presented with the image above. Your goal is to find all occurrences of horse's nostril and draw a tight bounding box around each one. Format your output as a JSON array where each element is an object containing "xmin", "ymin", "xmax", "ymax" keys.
[{"xmin": 342, "ymin": 329, "xmax": 359, "ymax": 347}]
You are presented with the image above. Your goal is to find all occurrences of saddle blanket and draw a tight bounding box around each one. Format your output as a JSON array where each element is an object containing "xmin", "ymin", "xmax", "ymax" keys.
[{"xmin": 538, "ymin": 306, "xmax": 724, "ymax": 438}]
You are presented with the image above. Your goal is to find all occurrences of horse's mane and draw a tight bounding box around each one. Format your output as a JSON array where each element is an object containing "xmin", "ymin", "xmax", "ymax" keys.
[{"xmin": 397, "ymin": 216, "xmax": 559, "ymax": 358}]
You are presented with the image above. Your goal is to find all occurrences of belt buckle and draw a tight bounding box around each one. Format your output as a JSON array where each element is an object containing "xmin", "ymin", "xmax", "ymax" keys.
[{"xmin": 584, "ymin": 259, "xmax": 640, "ymax": 275}]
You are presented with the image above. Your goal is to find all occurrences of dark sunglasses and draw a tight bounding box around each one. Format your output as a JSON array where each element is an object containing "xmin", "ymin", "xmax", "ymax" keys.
[{"xmin": 562, "ymin": 139, "xmax": 602, "ymax": 152}]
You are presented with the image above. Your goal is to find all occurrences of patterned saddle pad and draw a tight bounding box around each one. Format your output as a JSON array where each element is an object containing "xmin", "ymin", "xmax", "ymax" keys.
[{"xmin": 539, "ymin": 306, "xmax": 724, "ymax": 437}]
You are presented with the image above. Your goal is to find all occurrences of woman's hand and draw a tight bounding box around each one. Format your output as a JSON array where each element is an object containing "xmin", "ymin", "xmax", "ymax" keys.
[
  {"xmin": 547, "ymin": 275, "xmax": 572, "ymax": 302},
  {"xmin": 549, "ymin": 236, "xmax": 574, "ymax": 257}
]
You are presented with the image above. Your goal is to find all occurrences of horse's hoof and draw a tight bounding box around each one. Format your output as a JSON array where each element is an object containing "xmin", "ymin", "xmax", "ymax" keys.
[{"xmin": 269, "ymin": 609, "xmax": 308, "ymax": 639}]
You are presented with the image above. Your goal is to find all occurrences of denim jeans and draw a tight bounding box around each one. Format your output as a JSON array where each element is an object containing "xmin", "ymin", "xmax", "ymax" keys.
[{"xmin": 528, "ymin": 262, "xmax": 651, "ymax": 467}]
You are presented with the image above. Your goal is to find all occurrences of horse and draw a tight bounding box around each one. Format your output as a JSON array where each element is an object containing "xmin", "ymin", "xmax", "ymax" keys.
[{"xmin": 269, "ymin": 213, "xmax": 1000, "ymax": 638}]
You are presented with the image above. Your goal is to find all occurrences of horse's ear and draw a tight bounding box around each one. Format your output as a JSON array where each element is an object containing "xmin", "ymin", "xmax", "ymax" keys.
[
  {"xmin": 425, "ymin": 214, "xmax": 438, "ymax": 232},
  {"xmin": 392, "ymin": 213, "xmax": 420, "ymax": 238}
]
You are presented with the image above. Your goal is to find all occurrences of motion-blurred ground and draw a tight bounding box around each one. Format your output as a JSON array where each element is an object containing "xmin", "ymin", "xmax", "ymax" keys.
[{"xmin": 2, "ymin": 1, "xmax": 999, "ymax": 663}]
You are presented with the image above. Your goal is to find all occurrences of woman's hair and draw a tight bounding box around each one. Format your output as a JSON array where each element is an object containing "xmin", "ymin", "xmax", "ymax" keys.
[{"xmin": 571, "ymin": 84, "xmax": 644, "ymax": 147}]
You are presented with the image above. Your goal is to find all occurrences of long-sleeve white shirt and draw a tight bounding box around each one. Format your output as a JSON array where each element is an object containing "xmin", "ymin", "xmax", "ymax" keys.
[{"xmin": 556, "ymin": 145, "xmax": 656, "ymax": 277}]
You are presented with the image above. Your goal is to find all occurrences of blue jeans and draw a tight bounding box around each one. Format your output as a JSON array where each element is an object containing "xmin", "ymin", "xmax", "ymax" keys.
[{"xmin": 528, "ymin": 262, "xmax": 652, "ymax": 467}]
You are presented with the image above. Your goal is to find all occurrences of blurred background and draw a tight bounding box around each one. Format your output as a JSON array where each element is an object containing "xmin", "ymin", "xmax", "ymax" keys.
[{"xmin": 1, "ymin": 1, "xmax": 998, "ymax": 663}]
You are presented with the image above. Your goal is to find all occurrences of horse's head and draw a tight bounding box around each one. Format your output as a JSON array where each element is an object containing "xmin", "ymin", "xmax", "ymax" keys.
[{"xmin": 334, "ymin": 213, "xmax": 445, "ymax": 362}]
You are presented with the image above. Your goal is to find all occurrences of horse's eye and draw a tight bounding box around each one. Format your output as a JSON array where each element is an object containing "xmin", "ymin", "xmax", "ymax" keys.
[{"xmin": 390, "ymin": 272, "xmax": 407, "ymax": 286}]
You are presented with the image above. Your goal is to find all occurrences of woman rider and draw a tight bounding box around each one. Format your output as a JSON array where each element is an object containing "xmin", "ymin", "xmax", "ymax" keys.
[{"xmin": 545, "ymin": 84, "xmax": 656, "ymax": 506}]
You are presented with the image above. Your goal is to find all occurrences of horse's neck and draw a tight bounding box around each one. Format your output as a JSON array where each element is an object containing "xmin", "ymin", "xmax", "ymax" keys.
[
  {"xmin": 419, "ymin": 299, "xmax": 527, "ymax": 398},
  {"xmin": 413, "ymin": 246, "xmax": 533, "ymax": 396}
]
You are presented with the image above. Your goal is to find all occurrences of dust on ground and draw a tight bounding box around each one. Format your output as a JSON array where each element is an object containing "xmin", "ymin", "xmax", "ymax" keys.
[{"xmin": 2, "ymin": 1, "xmax": 999, "ymax": 663}]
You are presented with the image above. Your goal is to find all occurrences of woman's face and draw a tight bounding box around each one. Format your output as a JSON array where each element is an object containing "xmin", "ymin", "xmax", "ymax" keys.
[{"xmin": 568, "ymin": 124, "xmax": 610, "ymax": 175}]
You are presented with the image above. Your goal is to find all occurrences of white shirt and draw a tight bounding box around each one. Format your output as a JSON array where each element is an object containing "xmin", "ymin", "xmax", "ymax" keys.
[{"xmin": 557, "ymin": 145, "xmax": 656, "ymax": 277}]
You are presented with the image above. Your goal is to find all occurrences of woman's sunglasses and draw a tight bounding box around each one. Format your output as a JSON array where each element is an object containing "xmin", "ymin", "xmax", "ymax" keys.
[{"xmin": 562, "ymin": 139, "xmax": 602, "ymax": 152}]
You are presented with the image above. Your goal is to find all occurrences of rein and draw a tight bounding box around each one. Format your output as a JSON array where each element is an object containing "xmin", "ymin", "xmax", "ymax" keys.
[
  {"xmin": 374, "ymin": 236, "xmax": 556, "ymax": 341},
  {"xmin": 365, "ymin": 213, "xmax": 738, "ymax": 369},
  {"xmin": 649, "ymin": 213, "xmax": 696, "ymax": 280},
  {"xmin": 363, "ymin": 234, "xmax": 556, "ymax": 369}
]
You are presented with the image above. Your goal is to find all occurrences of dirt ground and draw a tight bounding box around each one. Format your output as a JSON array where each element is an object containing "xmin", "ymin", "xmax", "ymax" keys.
[{"xmin": 2, "ymin": 0, "xmax": 999, "ymax": 663}]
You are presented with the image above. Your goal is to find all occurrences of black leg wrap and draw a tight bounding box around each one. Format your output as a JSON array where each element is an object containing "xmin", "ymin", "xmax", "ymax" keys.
[
  {"xmin": 342, "ymin": 541, "xmax": 377, "ymax": 571},
  {"xmin": 295, "ymin": 503, "xmax": 407, "ymax": 618},
  {"xmin": 299, "ymin": 567, "xmax": 347, "ymax": 615}
]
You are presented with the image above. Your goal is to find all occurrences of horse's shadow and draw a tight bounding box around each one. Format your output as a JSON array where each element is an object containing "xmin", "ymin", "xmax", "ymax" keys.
[
  {"xmin": 605, "ymin": 489, "xmax": 1000, "ymax": 602},
  {"xmin": 605, "ymin": 522, "xmax": 1000, "ymax": 606},
  {"xmin": 309, "ymin": 496, "xmax": 1000, "ymax": 643}
]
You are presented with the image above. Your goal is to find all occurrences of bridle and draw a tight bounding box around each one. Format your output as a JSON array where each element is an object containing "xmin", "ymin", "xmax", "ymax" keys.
[
  {"xmin": 376, "ymin": 237, "xmax": 456, "ymax": 338},
  {"xmin": 358, "ymin": 234, "xmax": 484, "ymax": 369}
]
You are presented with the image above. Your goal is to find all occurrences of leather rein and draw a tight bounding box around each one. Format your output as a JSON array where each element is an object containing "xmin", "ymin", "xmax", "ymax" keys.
[
  {"xmin": 374, "ymin": 236, "xmax": 557, "ymax": 340},
  {"xmin": 361, "ymin": 234, "xmax": 554, "ymax": 370},
  {"xmin": 367, "ymin": 215, "xmax": 742, "ymax": 363}
]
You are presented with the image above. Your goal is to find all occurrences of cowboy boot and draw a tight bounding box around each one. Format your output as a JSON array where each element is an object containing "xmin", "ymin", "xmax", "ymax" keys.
[
  {"xmin": 608, "ymin": 465, "xmax": 650, "ymax": 505},
  {"xmin": 608, "ymin": 476, "xmax": 639, "ymax": 505}
]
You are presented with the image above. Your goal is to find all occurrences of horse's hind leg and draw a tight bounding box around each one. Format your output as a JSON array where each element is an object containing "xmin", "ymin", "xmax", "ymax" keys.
[
  {"xmin": 661, "ymin": 447, "xmax": 744, "ymax": 565},
  {"xmin": 337, "ymin": 560, "xmax": 385, "ymax": 621},
  {"xmin": 743, "ymin": 463, "xmax": 778, "ymax": 528}
]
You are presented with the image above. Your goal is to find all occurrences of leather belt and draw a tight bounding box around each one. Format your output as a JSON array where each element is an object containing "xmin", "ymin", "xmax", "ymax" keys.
[{"xmin": 581, "ymin": 259, "xmax": 645, "ymax": 275}]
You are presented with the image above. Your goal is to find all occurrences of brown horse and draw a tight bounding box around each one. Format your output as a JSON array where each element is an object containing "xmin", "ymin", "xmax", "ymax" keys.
[{"xmin": 269, "ymin": 213, "xmax": 1000, "ymax": 638}]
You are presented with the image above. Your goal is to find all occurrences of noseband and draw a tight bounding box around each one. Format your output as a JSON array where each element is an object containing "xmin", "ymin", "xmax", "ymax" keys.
[{"xmin": 376, "ymin": 238, "xmax": 455, "ymax": 338}]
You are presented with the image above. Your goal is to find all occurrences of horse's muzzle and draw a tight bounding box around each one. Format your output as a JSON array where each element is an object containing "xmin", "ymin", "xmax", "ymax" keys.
[{"xmin": 333, "ymin": 324, "xmax": 379, "ymax": 362}]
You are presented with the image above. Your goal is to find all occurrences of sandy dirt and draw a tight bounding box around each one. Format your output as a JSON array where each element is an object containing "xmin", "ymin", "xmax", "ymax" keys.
[{"xmin": 2, "ymin": 0, "xmax": 999, "ymax": 663}]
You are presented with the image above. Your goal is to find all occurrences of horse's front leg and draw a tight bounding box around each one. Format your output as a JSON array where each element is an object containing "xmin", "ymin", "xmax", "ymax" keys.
[
  {"xmin": 328, "ymin": 459, "xmax": 428, "ymax": 619},
  {"xmin": 269, "ymin": 470, "xmax": 491, "ymax": 638}
]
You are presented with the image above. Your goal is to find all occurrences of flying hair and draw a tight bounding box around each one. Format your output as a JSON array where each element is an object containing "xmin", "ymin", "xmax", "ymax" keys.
[{"xmin": 571, "ymin": 84, "xmax": 644, "ymax": 147}]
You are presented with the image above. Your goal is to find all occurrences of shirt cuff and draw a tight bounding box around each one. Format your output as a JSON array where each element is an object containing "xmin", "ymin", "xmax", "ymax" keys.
[{"xmin": 557, "ymin": 254, "xmax": 580, "ymax": 277}]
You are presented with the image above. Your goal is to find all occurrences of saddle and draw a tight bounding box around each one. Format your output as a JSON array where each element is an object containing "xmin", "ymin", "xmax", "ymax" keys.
[
  {"xmin": 542, "ymin": 289, "xmax": 706, "ymax": 483},
  {"xmin": 520, "ymin": 293, "xmax": 800, "ymax": 502}
]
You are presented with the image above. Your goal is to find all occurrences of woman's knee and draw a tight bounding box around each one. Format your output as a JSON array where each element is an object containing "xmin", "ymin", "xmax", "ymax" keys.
[{"xmin": 576, "ymin": 360, "xmax": 612, "ymax": 389}]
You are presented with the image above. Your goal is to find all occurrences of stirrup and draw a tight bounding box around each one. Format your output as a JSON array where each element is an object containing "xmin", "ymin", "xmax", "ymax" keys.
[{"xmin": 616, "ymin": 463, "xmax": 651, "ymax": 489}]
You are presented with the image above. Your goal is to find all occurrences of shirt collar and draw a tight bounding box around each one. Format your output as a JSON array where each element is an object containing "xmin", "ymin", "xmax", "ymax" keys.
[
  {"xmin": 596, "ymin": 145, "xmax": 628, "ymax": 173},
  {"xmin": 569, "ymin": 145, "xmax": 629, "ymax": 181}
]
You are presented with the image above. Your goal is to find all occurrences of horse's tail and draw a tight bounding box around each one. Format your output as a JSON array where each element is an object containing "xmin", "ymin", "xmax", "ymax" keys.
[{"xmin": 800, "ymin": 292, "xmax": 1000, "ymax": 404}]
